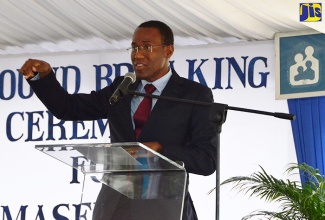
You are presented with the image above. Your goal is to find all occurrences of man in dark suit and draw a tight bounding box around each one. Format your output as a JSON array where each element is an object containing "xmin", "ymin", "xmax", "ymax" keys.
[{"xmin": 20, "ymin": 20, "xmax": 217, "ymax": 220}]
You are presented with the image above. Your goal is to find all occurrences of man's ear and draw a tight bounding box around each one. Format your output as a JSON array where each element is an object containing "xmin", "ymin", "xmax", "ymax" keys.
[{"xmin": 165, "ymin": 45, "xmax": 174, "ymax": 58}]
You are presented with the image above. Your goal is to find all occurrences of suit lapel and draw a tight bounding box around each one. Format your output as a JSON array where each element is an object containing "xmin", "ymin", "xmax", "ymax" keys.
[
  {"xmin": 118, "ymin": 80, "xmax": 141, "ymax": 141},
  {"xmin": 152, "ymin": 71, "xmax": 183, "ymax": 113}
]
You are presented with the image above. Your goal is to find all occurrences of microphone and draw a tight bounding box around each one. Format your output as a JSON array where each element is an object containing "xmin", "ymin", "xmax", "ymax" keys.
[{"xmin": 109, "ymin": 72, "xmax": 136, "ymax": 105}]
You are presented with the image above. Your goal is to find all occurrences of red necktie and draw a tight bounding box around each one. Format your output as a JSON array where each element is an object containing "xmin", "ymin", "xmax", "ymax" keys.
[{"xmin": 134, "ymin": 84, "xmax": 156, "ymax": 139}]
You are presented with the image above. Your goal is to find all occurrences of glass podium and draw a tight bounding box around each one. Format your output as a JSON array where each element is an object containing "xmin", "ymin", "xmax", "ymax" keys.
[{"xmin": 35, "ymin": 142, "xmax": 187, "ymax": 220}]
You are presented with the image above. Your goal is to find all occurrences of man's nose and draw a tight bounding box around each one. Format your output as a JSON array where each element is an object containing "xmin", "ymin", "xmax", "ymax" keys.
[{"xmin": 134, "ymin": 50, "xmax": 145, "ymax": 59}]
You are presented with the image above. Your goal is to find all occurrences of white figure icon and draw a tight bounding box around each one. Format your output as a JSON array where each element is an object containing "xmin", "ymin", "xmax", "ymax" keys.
[{"xmin": 289, "ymin": 46, "xmax": 319, "ymax": 86}]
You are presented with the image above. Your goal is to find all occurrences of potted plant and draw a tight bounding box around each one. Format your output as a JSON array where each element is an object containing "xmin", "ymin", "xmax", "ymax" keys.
[{"xmin": 220, "ymin": 163, "xmax": 325, "ymax": 219}]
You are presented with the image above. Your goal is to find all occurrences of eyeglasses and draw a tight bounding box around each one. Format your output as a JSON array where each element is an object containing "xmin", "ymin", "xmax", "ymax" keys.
[{"xmin": 127, "ymin": 45, "xmax": 165, "ymax": 54}]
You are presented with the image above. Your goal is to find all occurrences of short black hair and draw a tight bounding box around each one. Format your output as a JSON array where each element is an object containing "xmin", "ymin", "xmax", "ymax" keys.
[{"xmin": 138, "ymin": 20, "xmax": 174, "ymax": 45}]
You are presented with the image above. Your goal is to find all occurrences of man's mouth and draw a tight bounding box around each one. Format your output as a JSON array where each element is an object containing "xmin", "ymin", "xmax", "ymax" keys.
[{"xmin": 134, "ymin": 63, "xmax": 145, "ymax": 70}]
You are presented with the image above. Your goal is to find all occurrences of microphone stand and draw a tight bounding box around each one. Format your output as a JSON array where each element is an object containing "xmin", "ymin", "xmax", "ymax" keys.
[{"xmin": 127, "ymin": 90, "xmax": 295, "ymax": 220}]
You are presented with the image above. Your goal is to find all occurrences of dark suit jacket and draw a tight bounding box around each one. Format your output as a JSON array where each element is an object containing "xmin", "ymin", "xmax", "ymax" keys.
[{"xmin": 29, "ymin": 69, "xmax": 217, "ymax": 220}]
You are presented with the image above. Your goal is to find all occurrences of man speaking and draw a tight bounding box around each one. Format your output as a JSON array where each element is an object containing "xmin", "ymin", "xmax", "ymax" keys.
[{"xmin": 20, "ymin": 20, "xmax": 217, "ymax": 220}]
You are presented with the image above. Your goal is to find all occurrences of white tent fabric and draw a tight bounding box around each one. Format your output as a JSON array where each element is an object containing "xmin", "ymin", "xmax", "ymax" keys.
[{"xmin": 0, "ymin": 0, "xmax": 322, "ymax": 55}]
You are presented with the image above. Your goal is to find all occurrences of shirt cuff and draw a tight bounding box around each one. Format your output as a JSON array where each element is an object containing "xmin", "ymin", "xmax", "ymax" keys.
[{"xmin": 30, "ymin": 73, "xmax": 40, "ymax": 81}]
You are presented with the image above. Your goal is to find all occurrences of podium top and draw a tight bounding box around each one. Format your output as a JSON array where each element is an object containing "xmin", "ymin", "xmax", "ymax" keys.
[{"xmin": 35, "ymin": 142, "xmax": 185, "ymax": 174}]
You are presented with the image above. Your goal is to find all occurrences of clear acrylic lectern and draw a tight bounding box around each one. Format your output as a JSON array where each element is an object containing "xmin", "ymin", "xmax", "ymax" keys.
[{"xmin": 35, "ymin": 142, "xmax": 187, "ymax": 220}]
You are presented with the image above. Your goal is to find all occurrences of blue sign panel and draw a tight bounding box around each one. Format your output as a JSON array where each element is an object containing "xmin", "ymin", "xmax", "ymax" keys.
[{"xmin": 276, "ymin": 31, "xmax": 325, "ymax": 99}]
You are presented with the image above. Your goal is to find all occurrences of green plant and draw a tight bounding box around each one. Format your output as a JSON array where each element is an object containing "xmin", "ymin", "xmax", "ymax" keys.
[{"xmin": 220, "ymin": 163, "xmax": 325, "ymax": 220}]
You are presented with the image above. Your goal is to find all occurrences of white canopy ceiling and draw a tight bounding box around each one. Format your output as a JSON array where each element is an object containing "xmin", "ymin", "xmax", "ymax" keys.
[{"xmin": 0, "ymin": 0, "xmax": 323, "ymax": 55}]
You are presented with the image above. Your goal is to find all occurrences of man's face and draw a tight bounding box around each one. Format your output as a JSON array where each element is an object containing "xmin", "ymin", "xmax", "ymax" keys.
[{"xmin": 131, "ymin": 27, "xmax": 174, "ymax": 82}]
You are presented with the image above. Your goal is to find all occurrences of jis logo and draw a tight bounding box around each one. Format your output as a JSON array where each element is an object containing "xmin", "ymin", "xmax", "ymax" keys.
[{"xmin": 300, "ymin": 3, "xmax": 322, "ymax": 22}]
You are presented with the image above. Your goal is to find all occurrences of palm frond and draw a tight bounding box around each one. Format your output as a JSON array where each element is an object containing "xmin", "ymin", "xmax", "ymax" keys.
[{"xmin": 221, "ymin": 163, "xmax": 325, "ymax": 220}]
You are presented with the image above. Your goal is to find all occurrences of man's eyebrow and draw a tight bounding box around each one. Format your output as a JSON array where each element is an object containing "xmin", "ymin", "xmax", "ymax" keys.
[{"xmin": 131, "ymin": 40, "xmax": 151, "ymax": 45}]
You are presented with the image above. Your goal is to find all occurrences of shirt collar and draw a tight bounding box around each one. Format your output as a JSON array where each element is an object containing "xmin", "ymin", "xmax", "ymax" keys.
[{"xmin": 139, "ymin": 68, "xmax": 172, "ymax": 93}]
